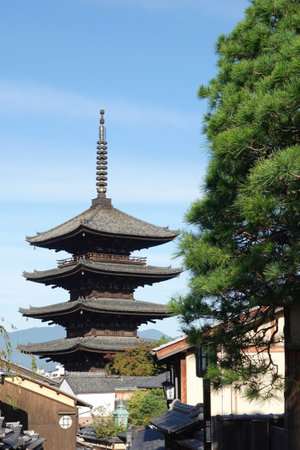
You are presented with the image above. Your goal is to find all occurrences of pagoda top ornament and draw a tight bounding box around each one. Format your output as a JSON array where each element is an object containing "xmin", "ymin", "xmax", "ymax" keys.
[
  {"xmin": 26, "ymin": 110, "xmax": 179, "ymax": 254},
  {"xmin": 96, "ymin": 109, "xmax": 108, "ymax": 198}
]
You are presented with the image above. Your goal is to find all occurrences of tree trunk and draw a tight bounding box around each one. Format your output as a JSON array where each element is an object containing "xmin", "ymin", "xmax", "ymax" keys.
[{"xmin": 284, "ymin": 304, "xmax": 300, "ymax": 449}]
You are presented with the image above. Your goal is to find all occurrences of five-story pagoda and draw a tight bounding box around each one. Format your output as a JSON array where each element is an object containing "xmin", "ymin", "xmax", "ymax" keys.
[{"xmin": 19, "ymin": 110, "xmax": 181, "ymax": 372}]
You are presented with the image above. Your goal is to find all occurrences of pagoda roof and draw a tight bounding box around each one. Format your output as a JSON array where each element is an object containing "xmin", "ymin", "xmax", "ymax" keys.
[
  {"xmin": 23, "ymin": 260, "xmax": 182, "ymax": 284},
  {"xmin": 18, "ymin": 335, "xmax": 154, "ymax": 357},
  {"xmin": 19, "ymin": 297, "xmax": 170, "ymax": 319},
  {"xmin": 26, "ymin": 200, "xmax": 178, "ymax": 249}
]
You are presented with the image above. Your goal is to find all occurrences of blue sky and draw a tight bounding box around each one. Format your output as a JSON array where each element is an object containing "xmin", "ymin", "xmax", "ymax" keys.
[{"xmin": 1, "ymin": 0, "xmax": 247, "ymax": 337}]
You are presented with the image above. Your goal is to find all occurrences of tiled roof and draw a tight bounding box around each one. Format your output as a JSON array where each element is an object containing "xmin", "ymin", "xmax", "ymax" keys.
[
  {"xmin": 150, "ymin": 400, "xmax": 204, "ymax": 435},
  {"xmin": 20, "ymin": 297, "xmax": 169, "ymax": 318},
  {"xmin": 27, "ymin": 202, "xmax": 178, "ymax": 244},
  {"xmin": 131, "ymin": 426, "xmax": 165, "ymax": 450},
  {"xmin": 0, "ymin": 418, "xmax": 46, "ymax": 449},
  {"xmin": 78, "ymin": 426, "xmax": 123, "ymax": 445},
  {"xmin": 1, "ymin": 358, "xmax": 59, "ymax": 388},
  {"xmin": 18, "ymin": 335, "xmax": 153, "ymax": 356},
  {"xmin": 62, "ymin": 372, "xmax": 167, "ymax": 394},
  {"xmin": 2, "ymin": 359, "xmax": 90, "ymax": 408},
  {"xmin": 23, "ymin": 260, "xmax": 182, "ymax": 281},
  {"xmin": 136, "ymin": 372, "xmax": 168, "ymax": 389}
]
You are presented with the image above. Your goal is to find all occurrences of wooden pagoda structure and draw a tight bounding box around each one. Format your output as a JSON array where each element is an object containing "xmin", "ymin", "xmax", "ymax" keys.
[{"xmin": 19, "ymin": 110, "xmax": 181, "ymax": 372}]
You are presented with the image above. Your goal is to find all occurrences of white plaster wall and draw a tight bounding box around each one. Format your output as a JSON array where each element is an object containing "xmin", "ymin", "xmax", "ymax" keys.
[
  {"xmin": 183, "ymin": 346, "xmax": 284, "ymax": 415},
  {"xmin": 78, "ymin": 393, "xmax": 116, "ymax": 417},
  {"xmin": 231, "ymin": 351, "xmax": 284, "ymax": 415},
  {"xmin": 59, "ymin": 380, "xmax": 116, "ymax": 417},
  {"xmin": 60, "ymin": 379, "xmax": 75, "ymax": 396},
  {"xmin": 278, "ymin": 312, "xmax": 284, "ymax": 338},
  {"xmin": 211, "ymin": 350, "xmax": 284, "ymax": 415},
  {"xmin": 186, "ymin": 352, "xmax": 203, "ymax": 405}
]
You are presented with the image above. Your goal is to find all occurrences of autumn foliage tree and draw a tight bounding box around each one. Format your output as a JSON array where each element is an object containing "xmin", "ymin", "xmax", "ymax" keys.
[{"xmin": 170, "ymin": 0, "xmax": 299, "ymax": 448}]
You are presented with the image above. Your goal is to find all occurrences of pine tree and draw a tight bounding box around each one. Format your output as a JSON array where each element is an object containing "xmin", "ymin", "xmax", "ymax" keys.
[{"xmin": 171, "ymin": 1, "xmax": 300, "ymax": 447}]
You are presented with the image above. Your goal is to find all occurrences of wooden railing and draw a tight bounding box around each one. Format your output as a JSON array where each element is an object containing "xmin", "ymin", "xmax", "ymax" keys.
[{"xmin": 57, "ymin": 252, "xmax": 147, "ymax": 268}]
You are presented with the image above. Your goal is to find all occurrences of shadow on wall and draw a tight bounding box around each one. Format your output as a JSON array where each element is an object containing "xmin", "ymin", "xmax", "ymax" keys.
[{"xmin": 0, "ymin": 400, "xmax": 29, "ymax": 429}]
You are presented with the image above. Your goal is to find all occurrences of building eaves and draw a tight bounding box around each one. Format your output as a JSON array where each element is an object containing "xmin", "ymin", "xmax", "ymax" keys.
[
  {"xmin": 20, "ymin": 297, "xmax": 169, "ymax": 318},
  {"xmin": 151, "ymin": 336, "xmax": 191, "ymax": 362},
  {"xmin": 27, "ymin": 203, "xmax": 179, "ymax": 244},
  {"xmin": 3, "ymin": 360, "xmax": 90, "ymax": 408},
  {"xmin": 18, "ymin": 336, "xmax": 154, "ymax": 356},
  {"xmin": 1, "ymin": 358, "xmax": 59, "ymax": 388},
  {"xmin": 23, "ymin": 260, "xmax": 182, "ymax": 281}
]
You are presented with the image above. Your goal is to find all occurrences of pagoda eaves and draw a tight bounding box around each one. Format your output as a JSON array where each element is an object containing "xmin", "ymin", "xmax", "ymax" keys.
[
  {"xmin": 26, "ymin": 200, "xmax": 179, "ymax": 254},
  {"xmin": 18, "ymin": 335, "xmax": 154, "ymax": 355},
  {"xmin": 19, "ymin": 297, "xmax": 169, "ymax": 330},
  {"xmin": 20, "ymin": 297, "xmax": 169, "ymax": 319},
  {"xmin": 24, "ymin": 260, "xmax": 181, "ymax": 283},
  {"xmin": 23, "ymin": 260, "xmax": 181, "ymax": 296},
  {"xmin": 18, "ymin": 336, "xmax": 154, "ymax": 371}
]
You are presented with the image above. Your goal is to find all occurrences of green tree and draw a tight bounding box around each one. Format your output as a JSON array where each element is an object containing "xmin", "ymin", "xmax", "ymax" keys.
[
  {"xmin": 127, "ymin": 388, "xmax": 167, "ymax": 426},
  {"xmin": 0, "ymin": 323, "xmax": 12, "ymax": 363},
  {"xmin": 104, "ymin": 342, "xmax": 167, "ymax": 376},
  {"xmin": 92, "ymin": 406, "xmax": 126, "ymax": 439},
  {"xmin": 170, "ymin": 0, "xmax": 299, "ymax": 447}
]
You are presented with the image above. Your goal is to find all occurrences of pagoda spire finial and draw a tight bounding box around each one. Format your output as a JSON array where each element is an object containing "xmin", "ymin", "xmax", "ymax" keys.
[{"xmin": 96, "ymin": 109, "xmax": 108, "ymax": 197}]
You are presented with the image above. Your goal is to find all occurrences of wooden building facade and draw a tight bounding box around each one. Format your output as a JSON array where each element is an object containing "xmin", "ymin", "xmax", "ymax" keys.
[{"xmin": 0, "ymin": 363, "xmax": 89, "ymax": 450}]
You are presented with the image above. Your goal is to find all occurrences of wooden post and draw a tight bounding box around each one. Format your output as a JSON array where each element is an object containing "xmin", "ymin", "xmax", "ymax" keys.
[
  {"xmin": 203, "ymin": 377, "xmax": 211, "ymax": 450},
  {"xmin": 180, "ymin": 356, "xmax": 187, "ymax": 404}
]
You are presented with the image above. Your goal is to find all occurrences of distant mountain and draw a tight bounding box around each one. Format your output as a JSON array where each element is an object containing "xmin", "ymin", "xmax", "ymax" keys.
[
  {"xmin": 0, "ymin": 326, "xmax": 170, "ymax": 371},
  {"xmin": 1, "ymin": 326, "xmax": 65, "ymax": 371},
  {"xmin": 138, "ymin": 329, "xmax": 169, "ymax": 341}
]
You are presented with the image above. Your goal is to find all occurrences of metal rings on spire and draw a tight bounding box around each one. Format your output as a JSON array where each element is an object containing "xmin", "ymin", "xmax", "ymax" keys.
[{"xmin": 96, "ymin": 109, "xmax": 108, "ymax": 196}]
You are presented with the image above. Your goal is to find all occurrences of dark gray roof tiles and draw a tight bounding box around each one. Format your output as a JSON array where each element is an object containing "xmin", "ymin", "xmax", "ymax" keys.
[
  {"xmin": 0, "ymin": 419, "xmax": 46, "ymax": 449},
  {"xmin": 62, "ymin": 372, "xmax": 167, "ymax": 394},
  {"xmin": 27, "ymin": 202, "xmax": 178, "ymax": 244},
  {"xmin": 131, "ymin": 426, "xmax": 165, "ymax": 450},
  {"xmin": 136, "ymin": 372, "xmax": 168, "ymax": 389},
  {"xmin": 23, "ymin": 260, "xmax": 182, "ymax": 281},
  {"xmin": 150, "ymin": 400, "xmax": 204, "ymax": 435},
  {"xmin": 18, "ymin": 335, "xmax": 154, "ymax": 356},
  {"xmin": 78, "ymin": 426, "xmax": 123, "ymax": 445},
  {"xmin": 20, "ymin": 297, "xmax": 169, "ymax": 317}
]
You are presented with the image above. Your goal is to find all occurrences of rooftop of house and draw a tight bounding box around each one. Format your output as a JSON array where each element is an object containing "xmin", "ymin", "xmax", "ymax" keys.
[
  {"xmin": 0, "ymin": 417, "xmax": 46, "ymax": 449},
  {"xmin": 131, "ymin": 426, "xmax": 165, "ymax": 450},
  {"xmin": 78, "ymin": 426, "xmax": 124, "ymax": 447},
  {"xmin": 1, "ymin": 359, "xmax": 90, "ymax": 409},
  {"xmin": 150, "ymin": 400, "xmax": 204, "ymax": 435},
  {"xmin": 130, "ymin": 401, "xmax": 205, "ymax": 450},
  {"xmin": 1, "ymin": 359, "xmax": 60, "ymax": 388},
  {"xmin": 61, "ymin": 371, "xmax": 168, "ymax": 394},
  {"xmin": 151, "ymin": 335, "xmax": 189, "ymax": 363}
]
